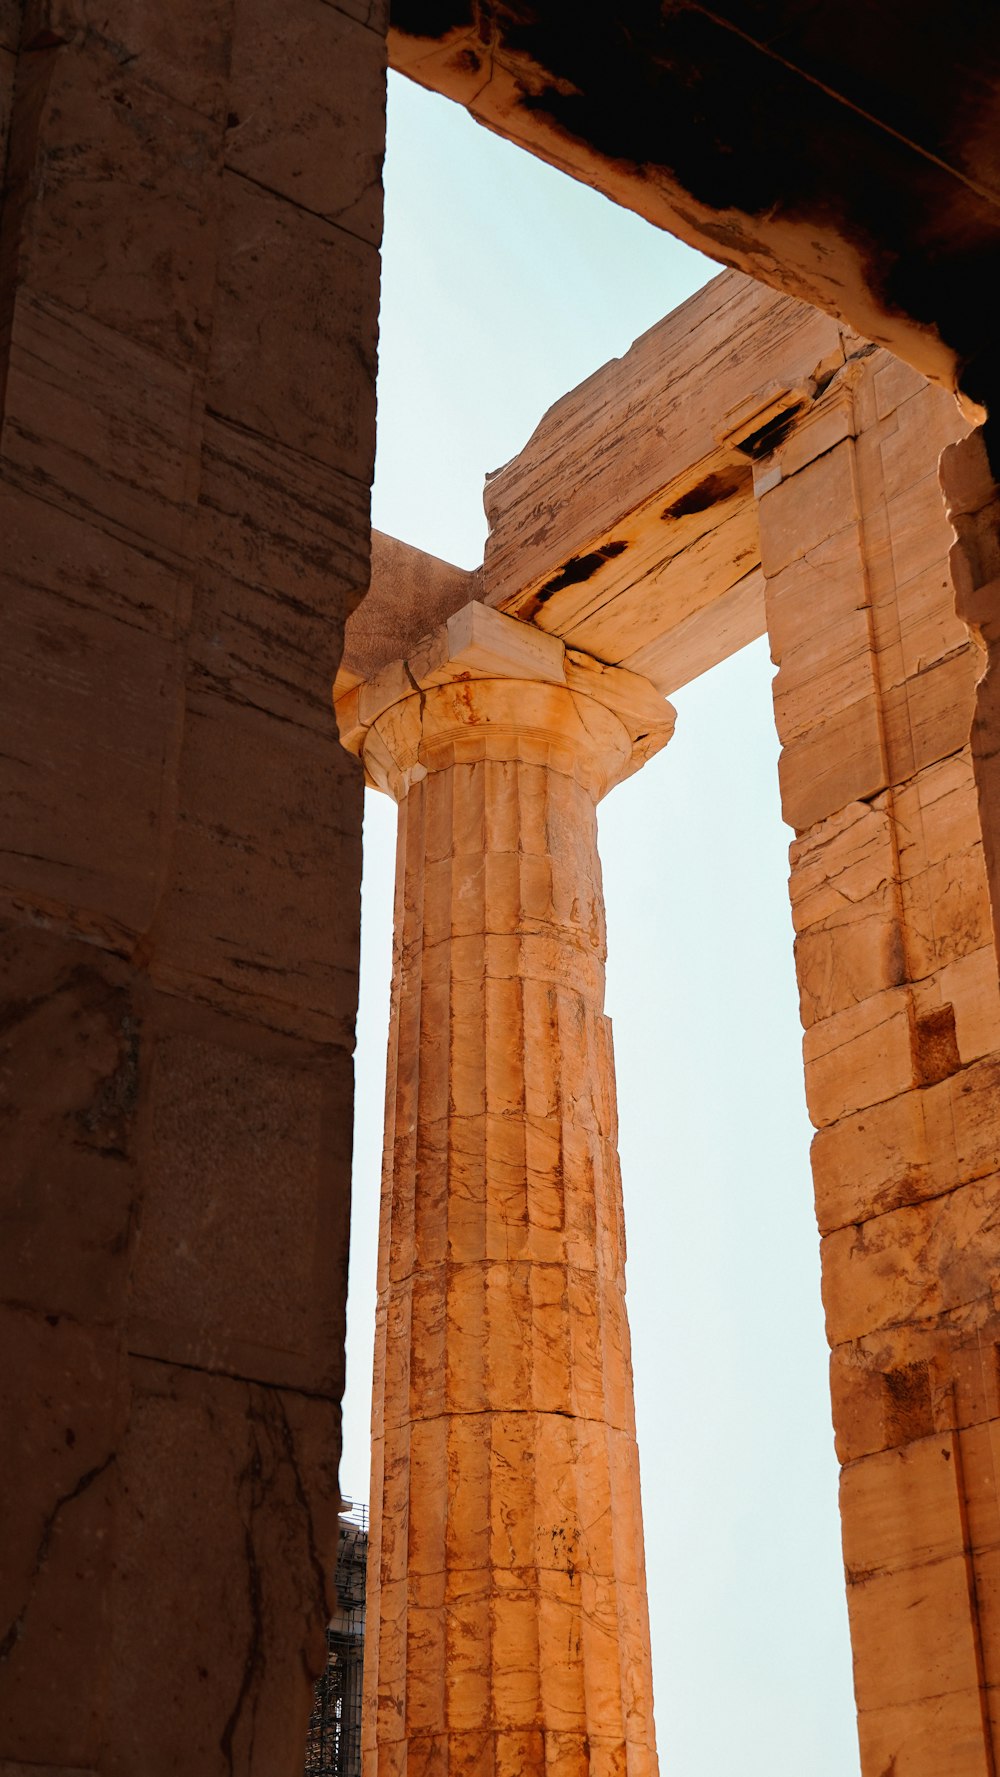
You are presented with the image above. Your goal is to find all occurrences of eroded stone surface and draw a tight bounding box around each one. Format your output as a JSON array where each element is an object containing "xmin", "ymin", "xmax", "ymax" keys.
[
  {"xmin": 338, "ymin": 605, "xmax": 673, "ymax": 1777},
  {"xmin": 0, "ymin": 7, "xmax": 382, "ymax": 1771},
  {"xmin": 756, "ymin": 347, "xmax": 1000, "ymax": 1776}
]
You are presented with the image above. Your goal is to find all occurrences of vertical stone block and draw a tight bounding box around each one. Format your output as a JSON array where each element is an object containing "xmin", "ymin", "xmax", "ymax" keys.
[
  {"xmin": 0, "ymin": 925, "xmax": 144, "ymax": 1320},
  {"xmin": 2, "ymin": 39, "xmax": 221, "ymax": 368},
  {"xmin": 1, "ymin": 0, "xmax": 385, "ymax": 1768},
  {"xmin": 761, "ymin": 455, "xmax": 887, "ymax": 827},
  {"xmin": 149, "ymin": 693, "xmax": 363, "ymax": 1043},
  {"xmin": 789, "ymin": 797, "xmax": 905, "ymax": 1029},
  {"xmin": 227, "ymin": 0, "xmax": 385, "ymax": 241},
  {"xmin": 0, "ymin": 1307, "xmax": 123, "ymax": 1769},
  {"xmin": 766, "ymin": 355, "xmax": 1000, "ymax": 1777},
  {"xmin": 802, "ymin": 986, "xmax": 916, "ymax": 1127},
  {"xmin": 103, "ymin": 1360, "xmax": 342, "ymax": 1777},
  {"xmin": 0, "ymin": 577, "xmax": 183, "ymax": 939},
  {"xmin": 128, "ymin": 1021, "xmax": 352, "ymax": 1391},
  {"xmin": 207, "ymin": 170, "xmax": 379, "ymax": 482}
]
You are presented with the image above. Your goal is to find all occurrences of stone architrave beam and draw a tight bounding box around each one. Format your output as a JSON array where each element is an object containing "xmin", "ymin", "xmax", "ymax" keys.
[
  {"xmin": 336, "ymin": 601, "xmax": 674, "ymax": 1777},
  {"xmin": 337, "ymin": 272, "xmax": 866, "ymax": 705}
]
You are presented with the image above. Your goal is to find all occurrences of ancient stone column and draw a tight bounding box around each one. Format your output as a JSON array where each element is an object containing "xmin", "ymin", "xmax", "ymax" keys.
[
  {"xmin": 755, "ymin": 356, "xmax": 1000, "ymax": 1777},
  {"xmin": 337, "ymin": 602, "xmax": 675, "ymax": 1777}
]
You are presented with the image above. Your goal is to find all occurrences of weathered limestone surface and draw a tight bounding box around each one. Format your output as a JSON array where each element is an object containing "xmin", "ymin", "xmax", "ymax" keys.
[
  {"xmin": 338, "ymin": 273, "xmax": 860, "ymax": 703},
  {"xmin": 346, "ymin": 274, "xmax": 1000, "ymax": 1777},
  {"xmin": 338, "ymin": 603, "xmax": 673, "ymax": 1777},
  {"xmin": 480, "ymin": 275, "xmax": 843, "ymax": 634},
  {"xmin": 340, "ymin": 531, "xmax": 482, "ymax": 692},
  {"xmin": 756, "ymin": 353, "xmax": 1000, "ymax": 1774},
  {"xmin": 0, "ymin": 4, "xmax": 385, "ymax": 1771},
  {"xmin": 941, "ymin": 432, "xmax": 1000, "ymax": 965}
]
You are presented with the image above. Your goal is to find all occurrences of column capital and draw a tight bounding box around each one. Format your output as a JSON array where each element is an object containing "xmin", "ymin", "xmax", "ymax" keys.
[{"xmin": 334, "ymin": 600, "xmax": 675, "ymax": 801}]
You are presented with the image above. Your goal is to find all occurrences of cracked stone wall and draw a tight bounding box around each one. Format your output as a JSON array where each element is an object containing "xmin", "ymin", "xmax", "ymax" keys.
[
  {"xmin": 758, "ymin": 351, "xmax": 1000, "ymax": 1774},
  {"xmin": 0, "ymin": 3, "xmax": 386, "ymax": 1772}
]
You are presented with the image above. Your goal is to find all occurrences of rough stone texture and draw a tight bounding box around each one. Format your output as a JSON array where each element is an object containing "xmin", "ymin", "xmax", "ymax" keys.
[
  {"xmin": 756, "ymin": 351, "xmax": 1000, "ymax": 1775},
  {"xmin": 3, "ymin": 5, "xmax": 1000, "ymax": 1761},
  {"xmin": 337, "ymin": 605, "xmax": 674, "ymax": 1777},
  {"xmin": 343, "ymin": 274, "xmax": 1000, "ymax": 1777},
  {"xmin": 341, "ymin": 274, "xmax": 857, "ymax": 702},
  {"xmin": 0, "ymin": 4, "xmax": 384, "ymax": 1771},
  {"xmin": 339, "ymin": 531, "xmax": 481, "ymax": 693},
  {"xmin": 941, "ymin": 432, "xmax": 1000, "ymax": 967}
]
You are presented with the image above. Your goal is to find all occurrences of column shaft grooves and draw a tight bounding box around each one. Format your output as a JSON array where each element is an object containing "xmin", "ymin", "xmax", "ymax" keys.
[{"xmin": 350, "ymin": 645, "xmax": 674, "ymax": 1777}]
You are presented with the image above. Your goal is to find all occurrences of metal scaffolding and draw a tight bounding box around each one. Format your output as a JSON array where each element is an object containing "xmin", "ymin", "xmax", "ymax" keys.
[{"xmin": 305, "ymin": 1501, "xmax": 368, "ymax": 1777}]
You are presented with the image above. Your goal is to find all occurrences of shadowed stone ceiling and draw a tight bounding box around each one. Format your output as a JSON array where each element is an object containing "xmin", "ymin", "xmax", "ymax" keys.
[{"xmin": 390, "ymin": 0, "xmax": 1000, "ymax": 435}]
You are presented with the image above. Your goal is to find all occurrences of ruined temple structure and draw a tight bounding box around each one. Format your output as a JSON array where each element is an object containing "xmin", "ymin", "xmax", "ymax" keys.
[
  {"xmin": 341, "ymin": 274, "xmax": 1000, "ymax": 1777},
  {"xmin": 2, "ymin": 5, "xmax": 1000, "ymax": 1777}
]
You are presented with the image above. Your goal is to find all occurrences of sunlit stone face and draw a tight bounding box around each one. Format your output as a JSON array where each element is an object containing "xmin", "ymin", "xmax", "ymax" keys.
[{"xmin": 339, "ymin": 604, "xmax": 674, "ymax": 1777}]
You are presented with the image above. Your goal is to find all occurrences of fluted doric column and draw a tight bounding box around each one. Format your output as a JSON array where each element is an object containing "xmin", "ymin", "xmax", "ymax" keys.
[{"xmin": 337, "ymin": 602, "xmax": 675, "ymax": 1777}]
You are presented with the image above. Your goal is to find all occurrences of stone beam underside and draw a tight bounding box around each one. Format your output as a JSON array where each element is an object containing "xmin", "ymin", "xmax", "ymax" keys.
[{"xmin": 344, "ymin": 271, "xmax": 860, "ymax": 697}]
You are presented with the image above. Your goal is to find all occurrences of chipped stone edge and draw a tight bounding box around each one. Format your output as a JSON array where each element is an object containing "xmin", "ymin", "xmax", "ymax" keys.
[{"xmin": 334, "ymin": 600, "xmax": 676, "ymax": 789}]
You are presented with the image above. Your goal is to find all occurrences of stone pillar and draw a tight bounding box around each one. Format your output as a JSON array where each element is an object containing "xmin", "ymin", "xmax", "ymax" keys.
[
  {"xmin": 755, "ymin": 352, "xmax": 1000, "ymax": 1776},
  {"xmin": 337, "ymin": 602, "xmax": 674, "ymax": 1777},
  {"xmin": 1, "ymin": 5, "xmax": 385, "ymax": 1771}
]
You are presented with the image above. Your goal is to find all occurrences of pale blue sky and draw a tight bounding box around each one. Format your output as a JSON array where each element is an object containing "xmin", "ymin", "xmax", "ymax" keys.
[{"xmin": 341, "ymin": 70, "xmax": 862, "ymax": 1777}]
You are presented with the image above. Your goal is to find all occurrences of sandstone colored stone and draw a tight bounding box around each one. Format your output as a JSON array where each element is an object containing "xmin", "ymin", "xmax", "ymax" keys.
[
  {"xmin": 227, "ymin": 0, "xmax": 385, "ymax": 244},
  {"xmin": 831, "ymin": 1306, "xmax": 1000, "ymax": 1467},
  {"xmin": 849, "ymin": 1555, "xmax": 981, "ymax": 1713},
  {"xmin": 810, "ymin": 1091, "xmax": 931, "ymax": 1235},
  {"xmin": 857, "ymin": 1689, "xmax": 993, "ymax": 1777},
  {"xmin": 777, "ymin": 692, "xmax": 888, "ymax": 834},
  {"xmin": 841, "ymin": 1432, "xmax": 967, "ymax": 1578},
  {"xmin": 886, "ymin": 468, "xmax": 971, "ymax": 607},
  {"xmin": 812, "ymin": 1053, "xmax": 1000, "ymax": 1235},
  {"xmin": 0, "ymin": 581, "xmax": 183, "ymax": 942},
  {"xmin": 762, "ymin": 460, "xmax": 889, "ymax": 831},
  {"xmin": 197, "ymin": 414, "xmax": 371, "ymax": 731},
  {"xmin": 103, "ymin": 1358, "xmax": 342, "ymax": 1777},
  {"xmin": 333, "ymin": 298, "xmax": 998, "ymax": 1777},
  {"xmin": 1, "ymin": 5, "xmax": 383, "ymax": 1766},
  {"xmin": 0, "ymin": 927, "xmax": 143, "ymax": 1323},
  {"xmin": 341, "ymin": 532, "xmax": 481, "ymax": 692},
  {"xmin": 2, "ymin": 292, "xmax": 198, "ymax": 554},
  {"xmin": 127, "ymin": 1023, "xmax": 352, "ymax": 1393},
  {"xmin": 340, "ymin": 606, "xmax": 669, "ymax": 1777},
  {"xmin": 482, "ymin": 275, "xmax": 842, "ymax": 626},
  {"xmin": 941, "ymin": 432, "xmax": 1000, "ymax": 527},
  {"xmin": 880, "ymin": 646, "xmax": 978, "ymax": 786},
  {"xmin": 901, "ymin": 840, "xmax": 993, "ymax": 979},
  {"xmin": 0, "ymin": 1307, "xmax": 122, "ymax": 1768},
  {"xmin": 759, "ymin": 438, "xmax": 861, "ymax": 579},
  {"xmin": 821, "ymin": 1175, "xmax": 1000, "ymax": 1346},
  {"xmin": 873, "ymin": 353, "xmax": 930, "ymax": 423},
  {"xmin": 207, "ymin": 170, "xmax": 379, "ymax": 482},
  {"xmin": 791, "ymin": 827, "xmax": 904, "ymax": 1029},
  {"xmin": 760, "ymin": 380, "xmax": 856, "ymax": 482},
  {"xmin": 4, "ymin": 47, "xmax": 1000, "ymax": 1768},
  {"xmin": 5, "ymin": 42, "xmax": 220, "ymax": 369},
  {"xmin": 802, "ymin": 986, "xmax": 916, "ymax": 1128},
  {"xmin": 748, "ymin": 337, "xmax": 1000, "ymax": 1772}
]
